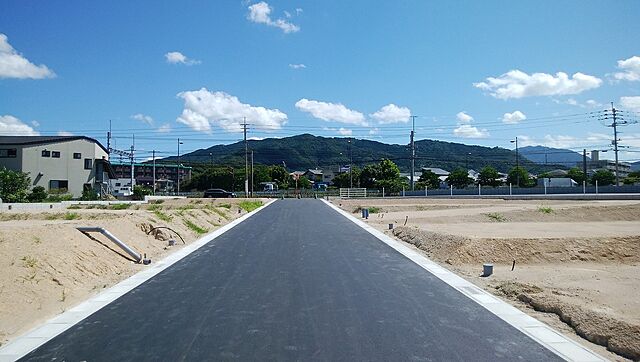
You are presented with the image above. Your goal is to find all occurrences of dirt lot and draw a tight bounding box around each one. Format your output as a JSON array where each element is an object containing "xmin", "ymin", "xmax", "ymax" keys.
[
  {"xmin": 0, "ymin": 198, "xmax": 265, "ymax": 346},
  {"xmin": 335, "ymin": 198, "xmax": 640, "ymax": 361}
]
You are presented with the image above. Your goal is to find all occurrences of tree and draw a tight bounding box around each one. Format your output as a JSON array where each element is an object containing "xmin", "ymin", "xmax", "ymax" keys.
[
  {"xmin": 623, "ymin": 171, "xmax": 640, "ymax": 185},
  {"xmin": 269, "ymin": 165, "xmax": 289, "ymax": 189},
  {"xmin": 507, "ymin": 166, "xmax": 533, "ymax": 187},
  {"xmin": 132, "ymin": 185, "xmax": 152, "ymax": 200},
  {"xmin": 375, "ymin": 159, "xmax": 407, "ymax": 193},
  {"xmin": 591, "ymin": 169, "xmax": 615, "ymax": 186},
  {"xmin": 567, "ymin": 167, "xmax": 587, "ymax": 184},
  {"xmin": 446, "ymin": 168, "xmax": 472, "ymax": 189},
  {"xmin": 291, "ymin": 175, "xmax": 312, "ymax": 189},
  {"xmin": 27, "ymin": 186, "xmax": 48, "ymax": 202},
  {"xmin": 359, "ymin": 164, "xmax": 379, "ymax": 188},
  {"xmin": 416, "ymin": 169, "xmax": 440, "ymax": 189},
  {"xmin": 0, "ymin": 167, "xmax": 31, "ymax": 203},
  {"xmin": 477, "ymin": 166, "xmax": 502, "ymax": 187}
]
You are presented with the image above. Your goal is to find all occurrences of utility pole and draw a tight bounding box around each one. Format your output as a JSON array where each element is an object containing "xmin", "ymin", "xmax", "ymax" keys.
[
  {"xmin": 130, "ymin": 135, "xmax": 135, "ymax": 195},
  {"xmin": 410, "ymin": 115, "xmax": 417, "ymax": 191},
  {"xmin": 510, "ymin": 137, "xmax": 519, "ymax": 187},
  {"xmin": 177, "ymin": 138, "xmax": 183, "ymax": 194},
  {"xmin": 107, "ymin": 120, "xmax": 112, "ymax": 153},
  {"xmin": 582, "ymin": 149, "xmax": 587, "ymax": 180},
  {"xmin": 243, "ymin": 118, "xmax": 249, "ymax": 197},
  {"xmin": 250, "ymin": 150, "xmax": 254, "ymax": 197},
  {"xmin": 609, "ymin": 103, "xmax": 621, "ymax": 186},
  {"xmin": 152, "ymin": 150, "xmax": 156, "ymax": 195}
]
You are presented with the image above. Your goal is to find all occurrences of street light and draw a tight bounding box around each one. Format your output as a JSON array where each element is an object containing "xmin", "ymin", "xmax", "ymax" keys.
[
  {"xmin": 510, "ymin": 137, "xmax": 519, "ymax": 187},
  {"xmin": 177, "ymin": 138, "xmax": 184, "ymax": 194}
]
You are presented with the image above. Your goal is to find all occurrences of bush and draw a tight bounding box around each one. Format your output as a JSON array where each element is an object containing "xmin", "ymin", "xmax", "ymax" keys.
[
  {"xmin": 0, "ymin": 167, "xmax": 31, "ymax": 203},
  {"xmin": 27, "ymin": 186, "xmax": 48, "ymax": 202},
  {"xmin": 45, "ymin": 192, "xmax": 73, "ymax": 202},
  {"xmin": 80, "ymin": 189, "xmax": 99, "ymax": 201},
  {"xmin": 132, "ymin": 185, "xmax": 152, "ymax": 201}
]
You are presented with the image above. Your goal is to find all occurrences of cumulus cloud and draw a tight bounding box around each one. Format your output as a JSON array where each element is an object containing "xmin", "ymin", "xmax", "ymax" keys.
[
  {"xmin": 157, "ymin": 123, "xmax": 172, "ymax": 133},
  {"xmin": 369, "ymin": 127, "xmax": 380, "ymax": 135},
  {"xmin": 474, "ymin": 70, "xmax": 602, "ymax": 99},
  {"xmin": 456, "ymin": 111, "xmax": 474, "ymax": 123},
  {"xmin": 337, "ymin": 127, "xmax": 352, "ymax": 136},
  {"xmin": 165, "ymin": 51, "xmax": 200, "ymax": 65},
  {"xmin": 612, "ymin": 56, "xmax": 640, "ymax": 82},
  {"xmin": 0, "ymin": 115, "xmax": 40, "ymax": 135},
  {"xmin": 620, "ymin": 96, "xmax": 640, "ymax": 112},
  {"xmin": 288, "ymin": 63, "xmax": 306, "ymax": 69},
  {"xmin": 453, "ymin": 111, "xmax": 488, "ymax": 138},
  {"xmin": 131, "ymin": 113, "xmax": 154, "ymax": 125},
  {"xmin": 295, "ymin": 98, "xmax": 366, "ymax": 125},
  {"xmin": 370, "ymin": 104, "xmax": 411, "ymax": 124},
  {"xmin": 176, "ymin": 88, "xmax": 288, "ymax": 133},
  {"xmin": 0, "ymin": 34, "xmax": 55, "ymax": 79},
  {"xmin": 247, "ymin": 2, "xmax": 300, "ymax": 33},
  {"xmin": 502, "ymin": 110, "xmax": 527, "ymax": 124}
]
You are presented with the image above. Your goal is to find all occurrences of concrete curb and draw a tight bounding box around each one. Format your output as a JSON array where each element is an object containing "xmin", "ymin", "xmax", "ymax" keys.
[
  {"xmin": 321, "ymin": 199, "xmax": 607, "ymax": 362},
  {"xmin": 0, "ymin": 200, "xmax": 276, "ymax": 362}
]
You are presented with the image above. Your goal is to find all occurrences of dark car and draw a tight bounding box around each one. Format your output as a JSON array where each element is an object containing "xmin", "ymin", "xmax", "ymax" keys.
[{"xmin": 203, "ymin": 188, "xmax": 237, "ymax": 198}]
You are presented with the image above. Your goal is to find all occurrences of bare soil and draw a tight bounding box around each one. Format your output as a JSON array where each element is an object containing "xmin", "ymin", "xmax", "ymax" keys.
[
  {"xmin": 336, "ymin": 198, "xmax": 640, "ymax": 361},
  {"xmin": 0, "ymin": 198, "xmax": 265, "ymax": 346}
]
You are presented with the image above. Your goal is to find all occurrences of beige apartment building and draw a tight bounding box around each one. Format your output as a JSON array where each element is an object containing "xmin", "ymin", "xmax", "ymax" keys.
[{"xmin": 0, "ymin": 136, "xmax": 115, "ymax": 197}]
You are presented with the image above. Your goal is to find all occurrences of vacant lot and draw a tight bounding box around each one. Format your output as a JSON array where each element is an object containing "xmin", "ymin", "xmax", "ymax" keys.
[
  {"xmin": 336, "ymin": 198, "xmax": 640, "ymax": 361},
  {"xmin": 0, "ymin": 198, "xmax": 265, "ymax": 346}
]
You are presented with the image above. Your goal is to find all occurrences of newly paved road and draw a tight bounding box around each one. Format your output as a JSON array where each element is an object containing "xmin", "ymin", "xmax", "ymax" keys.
[{"xmin": 22, "ymin": 199, "xmax": 559, "ymax": 361}]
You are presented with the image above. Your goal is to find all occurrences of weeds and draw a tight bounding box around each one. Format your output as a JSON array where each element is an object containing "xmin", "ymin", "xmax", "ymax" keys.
[
  {"xmin": 151, "ymin": 199, "xmax": 165, "ymax": 204},
  {"xmin": 33, "ymin": 236, "xmax": 41, "ymax": 244},
  {"xmin": 538, "ymin": 206, "xmax": 554, "ymax": 214},
  {"xmin": 66, "ymin": 205, "xmax": 81, "ymax": 209},
  {"xmin": 190, "ymin": 200, "xmax": 203, "ymax": 204},
  {"xmin": 22, "ymin": 256, "xmax": 38, "ymax": 268},
  {"xmin": 0, "ymin": 213, "xmax": 29, "ymax": 221},
  {"xmin": 218, "ymin": 203, "xmax": 232, "ymax": 209},
  {"xmin": 486, "ymin": 212, "xmax": 506, "ymax": 222},
  {"xmin": 148, "ymin": 204, "xmax": 163, "ymax": 211},
  {"xmin": 153, "ymin": 210, "xmax": 172, "ymax": 222},
  {"xmin": 352, "ymin": 206, "xmax": 381, "ymax": 214},
  {"xmin": 110, "ymin": 203, "xmax": 131, "ymax": 210},
  {"xmin": 183, "ymin": 219, "xmax": 208, "ymax": 234},
  {"xmin": 239, "ymin": 200, "xmax": 262, "ymax": 212},
  {"xmin": 64, "ymin": 212, "xmax": 80, "ymax": 220},
  {"xmin": 178, "ymin": 205, "xmax": 196, "ymax": 210}
]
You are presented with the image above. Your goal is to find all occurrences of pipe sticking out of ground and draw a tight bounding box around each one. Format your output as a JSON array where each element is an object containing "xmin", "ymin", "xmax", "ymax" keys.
[{"xmin": 77, "ymin": 227, "xmax": 143, "ymax": 263}]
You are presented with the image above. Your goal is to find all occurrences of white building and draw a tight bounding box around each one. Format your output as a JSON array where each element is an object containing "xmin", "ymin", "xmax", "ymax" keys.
[{"xmin": 0, "ymin": 136, "xmax": 115, "ymax": 197}]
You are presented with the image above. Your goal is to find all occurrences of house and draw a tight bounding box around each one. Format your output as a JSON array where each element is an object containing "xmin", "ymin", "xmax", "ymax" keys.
[
  {"xmin": 0, "ymin": 136, "xmax": 115, "ymax": 197},
  {"xmin": 303, "ymin": 169, "xmax": 323, "ymax": 183},
  {"xmin": 322, "ymin": 170, "xmax": 336, "ymax": 184},
  {"xmin": 421, "ymin": 167, "xmax": 450, "ymax": 187}
]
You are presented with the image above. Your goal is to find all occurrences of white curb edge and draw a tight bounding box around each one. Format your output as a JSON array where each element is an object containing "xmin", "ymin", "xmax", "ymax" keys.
[
  {"xmin": 322, "ymin": 199, "xmax": 608, "ymax": 362},
  {"xmin": 0, "ymin": 199, "xmax": 276, "ymax": 362}
]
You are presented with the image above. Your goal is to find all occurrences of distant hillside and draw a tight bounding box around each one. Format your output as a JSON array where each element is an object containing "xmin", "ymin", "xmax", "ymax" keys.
[
  {"xmin": 520, "ymin": 146, "xmax": 586, "ymax": 167},
  {"xmin": 160, "ymin": 134, "xmax": 554, "ymax": 174},
  {"xmin": 631, "ymin": 161, "xmax": 640, "ymax": 171}
]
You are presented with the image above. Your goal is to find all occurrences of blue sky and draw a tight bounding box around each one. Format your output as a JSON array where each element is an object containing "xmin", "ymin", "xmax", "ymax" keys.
[{"xmin": 1, "ymin": 1, "xmax": 640, "ymax": 162}]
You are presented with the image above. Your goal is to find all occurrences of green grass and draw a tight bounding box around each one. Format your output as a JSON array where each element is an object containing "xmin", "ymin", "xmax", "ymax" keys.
[
  {"xmin": 190, "ymin": 200, "xmax": 203, "ymax": 204},
  {"xmin": 218, "ymin": 203, "xmax": 232, "ymax": 209},
  {"xmin": 151, "ymin": 199, "xmax": 164, "ymax": 204},
  {"xmin": 64, "ymin": 212, "xmax": 80, "ymax": 220},
  {"xmin": 486, "ymin": 212, "xmax": 506, "ymax": 222},
  {"xmin": 183, "ymin": 219, "xmax": 208, "ymax": 234},
  {"xmin": 352, "ymin": 206, "xmax": 381, "ymax": 214},
  {"xmin": 153, "ymin": 210, "xmax": 173, "ymax": 222},
  {"xmin": 66, "ymin": 205, "xmax": 81, "ymax": 209},
  {"xmin": 110, "ymin": 203, "xmax": 131, "ymax": 210},
  {"xmin": 178, "ymin": 204, "xmax": 196, "ymax": 210},
  {"xmin": 538, "ymin": 206, "xmax": 554, "ymax": 214},
  {"xmin": 147, "ymin": 204, "xmax": 163, "ymax": 211},
  {"xmin": 238, "ymin": 200, "xmax": 263, "ymax": 212},
  {"xmin": 211, "ymin": 208, "xmax": 228, "ymax": 219},
  {"xmin": 368, "ymin": 206, "xmax": 381, "ymax": 214}
]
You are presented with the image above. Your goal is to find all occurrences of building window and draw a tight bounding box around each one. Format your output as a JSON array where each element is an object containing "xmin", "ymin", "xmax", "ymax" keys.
[
  {"xmin": 0, "ymin": 148, "xmax": 17, "ymax": 158},
  {"xmin": 84, "ymin": 158, "xmax": 93, "ymax": 170},
  {"xmin": 52, "ymin": 151, "xmax": 61, "ymax": 158},
  {"xmin": 42, "ymin": 150, "xmax": 51, "ymax": 157},
  {"xmin": 49, "ymin": 180, "xmax": 69, "ymax": 191},
  {"xmin": 73, "ymin": 152, "xmax": 82, "ymax": 159}
]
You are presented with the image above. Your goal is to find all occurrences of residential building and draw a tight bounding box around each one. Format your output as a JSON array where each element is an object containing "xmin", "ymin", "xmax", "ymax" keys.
[
  {"xmin": 110, "ymin": 162, "xmax": 192, "ymax": 192},
  {"xmin": 0, "ymin": 136, "xmax": 114, "ymax": 197},
  {"xmin": 580, "ymin": 150, "xmax": 632, "ymax": 179},
  {"xmin": 303, "ymin": 169, "xmax": 323, "ymax": 183}
]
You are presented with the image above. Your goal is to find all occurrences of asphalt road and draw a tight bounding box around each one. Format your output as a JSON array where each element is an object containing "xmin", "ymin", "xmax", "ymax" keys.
[{"xmin": 22, "ymin": 199, "xmax": 560, "ymax": 361}]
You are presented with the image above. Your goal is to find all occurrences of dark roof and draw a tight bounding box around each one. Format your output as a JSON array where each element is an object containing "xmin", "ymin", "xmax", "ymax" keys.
[{"xmin": 0, "ymin": 136, "xmax": 109, "ymax": 154}]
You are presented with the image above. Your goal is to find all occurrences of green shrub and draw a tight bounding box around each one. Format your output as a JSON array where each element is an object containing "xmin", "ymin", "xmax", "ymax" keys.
[
  {"xmin": 27, "ymin": 186, "xmax": 48, "ymax": 202},
  {"xmin": 63, "ymin": 212, "xmax": 80, "ymax": 220},
  {"xmin": 0, "ymin": 167, "xmax": 30, "ymax": 203},
  {"xmin": 80, "ymin": 189, "xmax": 99, "ymax": 201},
  {"xmin": 132, "ymin": 185, "xmax": 152, "ymax": 201}
]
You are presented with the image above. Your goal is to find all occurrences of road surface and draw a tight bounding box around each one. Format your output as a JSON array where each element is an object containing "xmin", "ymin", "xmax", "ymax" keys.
[{"xmin": 22, "ymin": 199, "xmax": 560, "ymax": 361}]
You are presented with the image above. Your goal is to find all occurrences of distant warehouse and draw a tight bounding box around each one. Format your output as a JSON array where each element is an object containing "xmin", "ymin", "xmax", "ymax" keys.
[{"xmin": 0, "ymin": 136, "xmax": 115, "ymax": 198}]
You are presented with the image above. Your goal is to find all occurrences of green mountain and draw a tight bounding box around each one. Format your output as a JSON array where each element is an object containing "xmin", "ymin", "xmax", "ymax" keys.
[{"xmin": 161, "ymin": 134, "xmax": 554, "ymax": 174}]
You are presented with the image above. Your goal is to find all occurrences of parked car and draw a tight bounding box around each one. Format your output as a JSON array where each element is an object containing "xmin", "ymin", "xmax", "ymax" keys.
[{"xmin": 203, "ymin": 188, "xmax": 237, "ymax": 198}]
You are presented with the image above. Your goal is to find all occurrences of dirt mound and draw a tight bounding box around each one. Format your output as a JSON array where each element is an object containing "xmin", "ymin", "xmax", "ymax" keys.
[
  {"xmin": 392, "ymin": 226, "xmax": 640, "ymax": 265},
  {"xmin": 461, "ymin": 204, "xmax": 640, "ymax": 223},
  {"xmin": 494, "ymin": 281, "xmax": 640, "ymax": 360}
]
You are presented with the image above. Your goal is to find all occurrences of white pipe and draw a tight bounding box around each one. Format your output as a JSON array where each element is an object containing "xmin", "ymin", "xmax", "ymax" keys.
[{"xmin": 77, "ymin": 227, "xmax": 142, "ymax": 263}]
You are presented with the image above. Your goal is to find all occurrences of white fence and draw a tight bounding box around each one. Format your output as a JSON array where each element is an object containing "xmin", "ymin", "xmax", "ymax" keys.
[{"xmin": 339, "ymin": 188, "xmax": 367, "ymax": 198}]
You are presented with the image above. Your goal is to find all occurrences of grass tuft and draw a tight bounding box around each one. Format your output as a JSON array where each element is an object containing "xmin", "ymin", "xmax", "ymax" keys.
[
  {"xmin": 22, "ymin": 256, "xmax": 38, "ymax": 268},
  {"xmin": 218, "ymin": 203, "xmax": 232, "ymax": 209},
  {"xmin": 64, "ymin": 212, "xmax": 80, "ymax": 220},
  {"xmin": 110, "ymin": 203, "xmax": 131, "ymax": 210},
  {"xmin": 153, "ymin": 210, "xmax": 172, "ymax": 222},
  {"xmin": 538, "ymin": 206, "xmax": 554, "ymax": 214},
  {"xmin": 239, "ymin": 200, "xmax": 263, "ymax": 212},
  {"xmin": 485, "ymin": 212, "xmax": 506, "ymax": 222},
  {"xmin": 183, "ymin": 219, "xmax": 208, "ymax": 234}
]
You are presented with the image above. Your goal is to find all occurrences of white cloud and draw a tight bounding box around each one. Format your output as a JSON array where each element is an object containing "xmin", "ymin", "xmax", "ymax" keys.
[
  {"xmin": 453, "ymin": 111, "xmax": 488, "ymax": 138},
  {"xmin": 0, "ymin": 33, "xmax": 55, "ymax": 79},
  {"xmin": 585, "ymin": 99, "xmax": 603, "ymax": 109},
  {"xmin": 288, "ymin": 63, "xmax": 306, "ymax": 69},
  {"xmin": 157, "ymin": 123, "xmax": 172, "ymax": 133},
  {"xmin": 613, "ymin": 56, "xmax": 640, "ymax": 82},
  {"xmin": 553, "ymin": 98, "xmax": 603, "ymax": 109},
  {"xmin": 0, "ymin": 115, "xmax": 40, "ymax": 135},
  {"xmin": 164, "ymin": 51, "xmax": 200, "ymax": 65},
  {"xmin": 247, "ymin": 2, "xmax": 300, "ymax": 33},
  {"xmin": 370, "ymin": 104, "xmax": 411, "ymax": 124},
  {"xmin": 31, "ymin": 120, "xmax": 40, "ymax": 127},
  {"xmin": 295, "ymin": 98, "xmax": 367, "ymax": 125},
  {"xmin": 369, "ymin": 127, "xmax": 380, "ymax": 135},
  {"xmin": 57, "ymin": 131, "xmax": 73, "ymax": 136},
  {"xmin": 176, "ymin": 88, "xmax": 288, "ymax": 133},
  {"xmin": 474, "ymin": 70, "xmax": 602, "ymax": 99},
  {"xmin": 131, "ymin": 113, "xmax": 154, "ymax": 125},
  {"xmin": 620, "ymin": 96, "xmax": 640, "ymax": 112},
  {"xmin": 337, "ymin": 127, "xmax": 352, "ymax": 136},
  {"xmin": 248, "ymin": 136, "xmax": 265, "ymax": 141},
  {"xmin": 456, "ymin": 111, "xmax": 474, "ymax": 123},
  {"xmin": 453, "ymin": 124, "xmax": 489, "ymax": 138},
  {"xmin": 502, "ymin": 110, "xmax": 527, "ymax": 124}
]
